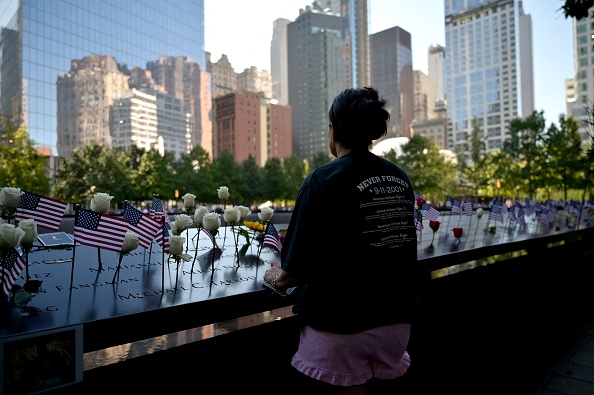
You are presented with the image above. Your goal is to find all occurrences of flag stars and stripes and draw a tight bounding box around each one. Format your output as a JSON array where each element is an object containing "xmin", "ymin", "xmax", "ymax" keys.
[
  {"xmin": 15, "ymin": 192, "xmax": 67, "ymax": 231},
  {"xmin": 263, "ymin": 223, "xmax": 282, "ymax": 252},
  {"xmin": 1, "ymin": 248, "xmax": 26, "ymax": 297}
]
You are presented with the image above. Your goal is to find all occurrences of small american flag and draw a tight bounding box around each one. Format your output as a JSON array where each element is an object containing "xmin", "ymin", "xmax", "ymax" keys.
[
  {"xmin": 462, "ymin": 197, "xmax": 473, "ymax": 216},
  {"xmin": 414, "ymin": 209, "xmax": 424, "ymax": 231},
  {"xmin": 150, "ymin": 196, "xmax": 166, "ymax": 220},
  {"xmin": 445, "ymin": 196, "xmax": 453, "ymax": 208},
  {"xmin": 1, "ymin": 247, "xmax": 26, "ymax": 297},
  {"xmin": 538, "ymin": 207, "xmax": 555, "ymax": 224},
  {"xmin": 420, "ymin": 202, "xmax": 440, "ymax": 221},
  {"xmin": 488, "ymin": 205, "xmax": 504, "ymax": 224},
  {"xmin": 263, "ymin": 223, "xmax": 282, "ymax": 252},
  {"xmin": 15, "ymin": 192, "xmax": 67, "ymax": 231},
  {"xmin": 154, "ymin": 219, "xmax": 170, "ymax": 254},
  {"xmin": 451, "ymin": 199, "xmax": 461, "ymax": 215},
  {"xmin": 123, "ymin": 204, "xmax": 161, "ymax": 249},
  {"xmin": 74, "ymin": 208, "xmax": 130, "ymax": 252},
  {"xmin": 516, "ymin": 208, "xmax": 526, "ymax": 228}
]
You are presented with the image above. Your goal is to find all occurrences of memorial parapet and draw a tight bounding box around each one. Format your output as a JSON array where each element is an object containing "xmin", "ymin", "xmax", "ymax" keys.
[
  {"xmin": 0, "ymin": 228, "xmax": 285, "ymax": 352},
  {"xmin": 1, "ymin": 211, "xmax": 591, "ymax": 345},
  {"xmin": 1, "ymin": 208, "xmax": 593, "ymax": 394}
]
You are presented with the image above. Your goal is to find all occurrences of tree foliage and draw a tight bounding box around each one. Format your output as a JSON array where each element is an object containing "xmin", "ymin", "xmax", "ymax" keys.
[
  {"xmin": 385, "ymin": 135, "xmax": 456, "ymax": 203},
  {"xmin": 52, "ymin": 142, "xmax": 134, "ymax": 208},
  {"xmin": 560, "ymin": 0, "xmax": 594, "ymax": 19},
  {"xmin": 0, "ymin": 117, "xmax": 50, "ymax": 195},
  {"xmin": 456, "ymin": 117, "xmax": 490, "ymax": 197},
  {"xmin": 502, "ymin": 110, "xmax": 547, "ymax": 198},
  {"xmin": 310, "ymin": 150, "xmax": 332, "ymax": 170}
]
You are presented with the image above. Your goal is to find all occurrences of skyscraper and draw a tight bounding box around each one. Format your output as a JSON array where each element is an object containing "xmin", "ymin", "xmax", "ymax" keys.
[
  {"xmin": 287, "ymin": 4, "xmax": 345, "ymax": 163},
  {"xmin": 444, "ymin": 0, "xmax": 534, "ymax": 156},
  {"xmin": 339, "ymin": 0, "xmax": 370, "ymax": 88},
  {"xmin": 428, "ymin": 44, "xmax": 446, "ymax": 102},
  {"xmin": 370, "ymin": 26, "xmax": 414, "ymax": 139},
  {"xmin": 566, "ymin": 5, "xmax": 594, "ymax": 144},
  {"xmin": 0, "ymin": 0, "xmax": 206, "ymax": 158},
  {"xmin": 271, "ymin": 18, "xmax": 291, "ymax": 106}
]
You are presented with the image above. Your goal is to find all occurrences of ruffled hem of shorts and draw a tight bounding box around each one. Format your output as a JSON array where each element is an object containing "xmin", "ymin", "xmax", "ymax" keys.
[
  {"xmin": 291, "ymin": 356, "xmax": 371, "ymax": 386},
  {"xmin": 291, "ymin": 351, "xmax": 411, "ymax": 386},
  {"xmin": 373, "ymin": 351, "xmax": 411, "ymax": 380}
]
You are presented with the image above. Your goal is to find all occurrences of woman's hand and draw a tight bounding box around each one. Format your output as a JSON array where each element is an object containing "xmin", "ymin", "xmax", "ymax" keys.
[{"xmin": 264, "ymin": 261, "xmax": 282, "ymax": 287}]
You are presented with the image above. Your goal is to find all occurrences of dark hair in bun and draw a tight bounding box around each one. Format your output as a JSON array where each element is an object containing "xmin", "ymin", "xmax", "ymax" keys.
[{"xmin": 328, "ymin": 86, "xmax": 390, "ymax": 149}]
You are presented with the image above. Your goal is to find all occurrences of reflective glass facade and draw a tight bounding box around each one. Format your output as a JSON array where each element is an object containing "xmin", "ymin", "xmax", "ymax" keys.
[
  {"xmin": 0, "ymin": 0, "xmax": 205, "ymax": 156},
  {"xmin": 444, "ymin": 0, "xmax": 533, "ymax": 155}
]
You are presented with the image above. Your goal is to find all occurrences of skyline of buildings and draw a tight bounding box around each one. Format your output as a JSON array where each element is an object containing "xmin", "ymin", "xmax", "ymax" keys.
[
  {"xmin": 0, "ymin": 0, "xmax": 207, "ymax": 159},
  {"xmin": 3, "ymin": 0, "xmax": 587, "ymax": 174}
]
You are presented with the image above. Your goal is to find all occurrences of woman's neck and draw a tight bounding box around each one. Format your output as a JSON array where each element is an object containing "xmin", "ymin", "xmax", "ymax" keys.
[{"xmin": 335, "ymin": 143, "xmax": 354, "ymax": 158}]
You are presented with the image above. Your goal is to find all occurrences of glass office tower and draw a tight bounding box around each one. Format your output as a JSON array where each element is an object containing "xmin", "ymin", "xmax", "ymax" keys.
[
  {"xmin": 444, "ymin": 0, "xmax": 534, "ymax": 156},
  {"xmin": 0, "ymin": 0, "xmax": 206, "ymax": 157}
]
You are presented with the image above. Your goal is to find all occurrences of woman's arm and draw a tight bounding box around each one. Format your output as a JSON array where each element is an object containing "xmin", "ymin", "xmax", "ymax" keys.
[{"xmin": 264, "ymin": 261, "xmax": 301, "ymax": 290}]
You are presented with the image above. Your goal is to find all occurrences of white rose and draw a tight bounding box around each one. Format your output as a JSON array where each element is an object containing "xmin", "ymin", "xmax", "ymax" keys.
[
  {"xmin": 236, "ymin": 205, "xmax": 250, "ymax": 220},
  {"xmin": 0, "ymin": 187, "xmax": 22, "ymax": 208},
  {"xmin": 0, "ymin": 223, "xmax": 26, "ymax": 248},
  {"xmin": 121, "ymin": 231, "xmax": 140, "ymax": 254},
  {"xmin": 170, "ymin": 235, "xmax": 185, "ymax": 255},
  {"xmin": 173, "ymin": 214, "xmax": 193, "ymax": 234},
  {"xmin": 170, "ymin": 221, "xmax": 179, "ymax": 235},
  {"xmin": 203, "ymin": 212, "xmax": 221, "ymax": 233},
  {"xmin": 90, "ymin": 192, "xmax": 113, "ymax": 213},
  {"xmin": 217, "ymin": 186, "xmax": 230, "ymax": 200},
  {"xmin": 258, "ymin": 206, "xmax": 274, "ymax": 222},
  {"xmin": 194, "ymin": 206, "xmax": 208, "ymax": 226},
  {"xmin": 18, "ymin": 219, "xmax": 38, "ymax": 245},
  {"xmin": 476, "ymin": 208, "xmax": 484, "ymax": 219},
  {"xmin": 169, "ymin": 235, "xmax": 192, "ymax": 261},
  {"xmin": 182, "ymin": 193, "xmax": 196, "ymax": 210},
  {"xmin": 223, "ymin": 207, "xmax": 240, "ymax": 224}
]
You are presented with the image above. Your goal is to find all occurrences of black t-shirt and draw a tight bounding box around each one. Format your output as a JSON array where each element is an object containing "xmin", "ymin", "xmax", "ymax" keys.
[{"xmin": 281, "ymin": 150, "xmax": 419, "ymax": 333}]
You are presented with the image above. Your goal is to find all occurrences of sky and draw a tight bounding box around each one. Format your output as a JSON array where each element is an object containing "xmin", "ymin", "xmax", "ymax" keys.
[{"xmin": 205, "ymin": 0, "xmax": 574, "ymax": 126}]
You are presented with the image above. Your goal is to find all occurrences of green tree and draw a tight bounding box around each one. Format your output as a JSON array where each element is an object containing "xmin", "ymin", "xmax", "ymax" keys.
[
  {"xmin": 502, "ymin": 111, "xmax": 547, "ymax": 198},
  {"xmin": 52, "ymin": 143, "xmax": 104, "ymax": 204},
  {"xmin": 52, "ymin": 143, "xmax": 134, "ymax": 209},
  {"xmin": 174, "ymin": 145, "xmax": 216, "ymax": 205},
  {"xmin": 391, "ymin": 135, "xmax": 456, "ymax": 202},
  {"xmin": 560, "ymin": 0, "xmax": 594, "ymax": 19},
  {"xmin": 131, "ymin": 148, "xmax": 176, "ymax": 203},
  {"xmin": 238, "ymin": 155, "xmax": 264, "ymax": 207},
  {"xmin": 0, "ymin": 117, "xmax": 50, "ymax": 194},
  {"xmin": 262, "ymin": 157, "xmax": 285, "ymax": 204},
  {"xmin": 456, "ymin": 118, "xmax": 490, "ymax": 197},
  {"xmin": 543, "ymin": 115, "xmax": 584, "ymax": 201},
  {"xmin": 310, "ymin": 150, "xmax": 332, "ymax": 171},
  {"xmin": 282, "ymin": 155, "xmax": 307, "ymax": 205},
  {"xmin": 211, "ymin": 149, "xmax": 243, "ymax": 205}
]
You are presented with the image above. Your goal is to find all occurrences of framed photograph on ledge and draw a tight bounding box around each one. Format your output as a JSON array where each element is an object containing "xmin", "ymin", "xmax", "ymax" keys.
[
  {"xmin": 0, "ymin": 325, "xmax": 83, "ymax": 394},
  {"xmin": 37, "ymin": 232, "xmax": 75, "ymax": 247}
]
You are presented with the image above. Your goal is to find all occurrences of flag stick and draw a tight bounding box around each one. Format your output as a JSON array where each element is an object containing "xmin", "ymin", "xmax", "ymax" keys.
[
  {"xmin": 1, "ymin": 249, "xmax": 6, "ymax": 297},
  {"xmin": 70, "ymin": 204, "xmax": 80, "ymax": 287},
  {"xmin": 191, "ymin": 227, "xmax": 202, "ymax": 272},
  {"xmin": 161, "ymin": 216, "xmax": 165, "ymax": 292}
]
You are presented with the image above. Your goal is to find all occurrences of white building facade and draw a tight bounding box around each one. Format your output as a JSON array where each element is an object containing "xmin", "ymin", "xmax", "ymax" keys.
[{"xmin": 444, "ymin": 0, "xmax": 534, "ymax": 156}]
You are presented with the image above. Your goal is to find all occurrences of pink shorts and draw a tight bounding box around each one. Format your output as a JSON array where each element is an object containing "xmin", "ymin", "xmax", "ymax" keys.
[{"xmin": 291, "ymin": 323, "xmax": 412, "ymax": 387}]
